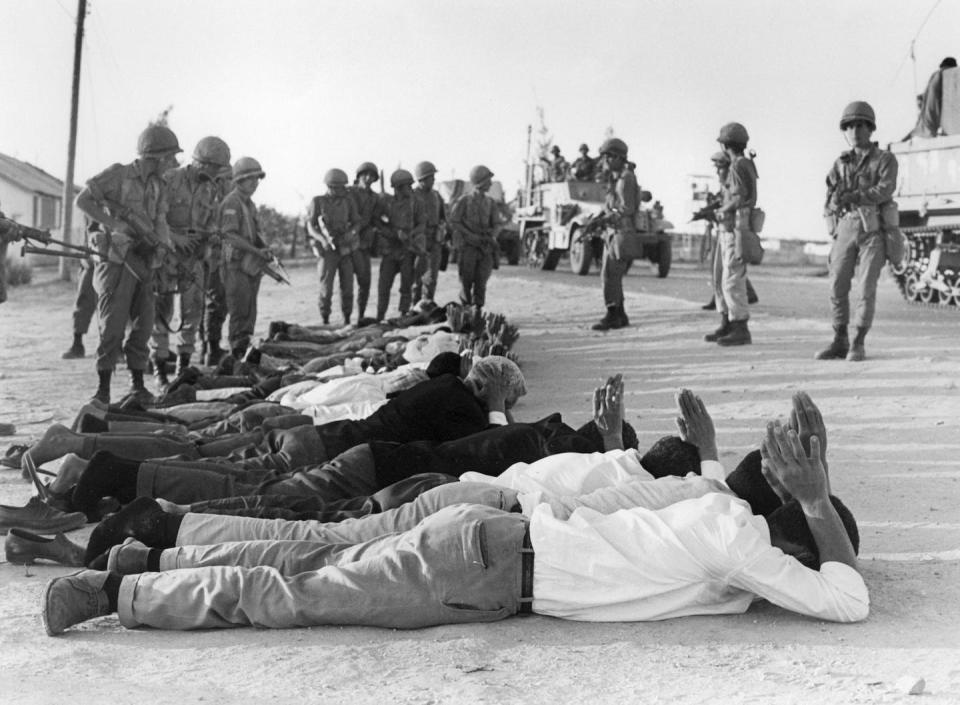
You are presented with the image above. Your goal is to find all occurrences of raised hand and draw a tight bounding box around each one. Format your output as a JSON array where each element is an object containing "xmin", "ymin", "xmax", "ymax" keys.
[
  {"xmin": 788, "ymin": 392, "xmax": 829, "ymax": 487},
  {"xmin": 674, "ymin": 388, "xmax": 718, "ymax": 461},
  {"xmin": 760, "ymin": 421, "xmax": 829, "ymax": 510},
  {"xmin": 593, "ymin": 374, "xmax": 624, "ymax": 449}
]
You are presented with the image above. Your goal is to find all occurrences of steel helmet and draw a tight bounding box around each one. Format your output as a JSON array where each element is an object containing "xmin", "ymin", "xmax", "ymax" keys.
[
  {"xmin": 324, "ymin": 168, "xmax": 348, "ymax": 187},
  {"xmin": 356, "ymin": 161, "xmax": 380, "ymax": 180},
  {"xmin": 414, "ymin": 161, "xmax": 437, "ymax": 180},
  {"xmin": 598, "ymin": 137, "xmax": 628, "ymax": 157},
  {"xmin": 192, "ymin": 136, "xmax": 231, "ymax": 168},
  {"xmin": 390, "ymin": 169, "xmax": 414, "ymax": 188},
  {"xmin": 232, "ymin": 156, "xmax": 265, "ymax": 181},
  {"xmin": 710, "ymin": 151, "xmax": 731, "ymax": 165},
  {"xmin": 717, "ymin": 122, "xmax": 749, "ymax": 145},
  {"xmin": 468, "ymin": 164, "xmax": 494, "ymax": 185},
  {"xmin": 839, "ymin": 101, "xmax": 876, "ymax": 130},
  {"xmin": 579, "ymin": 143, "xmax": 589, "ymax": 152},
  {"xmin": 137, "ymin": 125, "xmax": 182, "ymax": 157},
  {"xmin": 550, "ymin": 145, "xmax": 561, "ymax": 154}
]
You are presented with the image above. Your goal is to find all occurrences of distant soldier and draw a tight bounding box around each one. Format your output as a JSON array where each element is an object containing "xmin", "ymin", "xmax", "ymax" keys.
[
  {"xmin": 817, "ymin": 101, "xmax": 898, "ymax": 362},
  {"xmin": 75, "ymin": 125, "xmax": 179, "ymax": 404},
  {"xmin": 348, "ymin": 162, "xmax": 383, "ymax": 322},
  {"xmin": 151, "ymin": 136, "xmax": 231, "ymax": 386},
  {"xmin": 376, "ymin": 169, "xmax": 426, "ymax": 320},
  {"xmin": 591, "ymin": 138, "xmax": 640, "ymax": 331},
  {"xmin": 0, "ymin": 203, "xmax": 52, "ymax": 304},
  {"xmin": 412, "ymin": 160, "xmax": 447, "ymax": 305},
  {"xmin": 449, "ymin": 165, "xmax": 499, "ymax": 313},
  {"xmin": 703, "ymin": 122, "xmax": 757, "ymax": 347},
  {"xmin": 307, "ymin": 168, "xmax": 360, "ymax": 325},
  {"xmin": 220, "ymin": 157, "xmax": 268, "ymax": 358},
  {"xmin": 541, "ymin": 145, "xmax": 569, "ymax": 182},
  {"xmin": 571, "ymin": 143, "xmax": 597, "ymax": 181},
  {"xmin": 60, "ymin": 249, "xmax": 97, "ymax": 359},
  {"xmin": 203, "ymin": 165, "xmax": 234, "ymax": 365}
]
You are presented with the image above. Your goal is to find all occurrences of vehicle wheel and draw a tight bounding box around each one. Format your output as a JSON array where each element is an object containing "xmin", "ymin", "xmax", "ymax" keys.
[
  {"xmin": 506, "ymin": 241, "xmax": 520, "ymax": 266},
  {"xmin": 657, "ymin": 239, "xmax": 672, "ymax": 278},
  {"xmin": 904, "ymin": 272, "xmax": 922, "ymax": 302},
  {"xmin": 542, "ymin": 248, "xmax": 562, "ymax": 271},
  {"xmin": 919, "ymin": 283, "xmax": 939, "ymax": 304},
  {"xmin": 569, "ymin": 230, "xmax": 592, "ymax": 275}
]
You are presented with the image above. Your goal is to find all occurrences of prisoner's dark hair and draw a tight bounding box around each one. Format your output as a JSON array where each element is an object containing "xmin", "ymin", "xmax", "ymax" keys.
[
  {"xmin": 766, "ymin": 496, "xmax": 860, "ymax": 569},
  {"xmin": 941, "ymin": 56, "xmax": 957, "ymax": 69},
  {"xmin": 725, "ymin": 449, "xmax": 782, "ymax": 517},
  {"xmin": 640, "ymin": 435, "xmax": 701, "ymax": 478},
  {"xmin": 574, "ymin": 420, "xmax": 639, "ymax": 452},
  {"xmin": 425, "ymin": 351, "xmax": 462, "ymax": 378}
]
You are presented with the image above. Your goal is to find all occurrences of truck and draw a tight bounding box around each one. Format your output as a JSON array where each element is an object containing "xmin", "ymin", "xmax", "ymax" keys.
[
  {"xmin": 888, "ymin": 65, "xmax": 960, "ymax": 308},
  {"xmin": 515, "ymin": 179, "xmax": 673, "ymax": 277}
]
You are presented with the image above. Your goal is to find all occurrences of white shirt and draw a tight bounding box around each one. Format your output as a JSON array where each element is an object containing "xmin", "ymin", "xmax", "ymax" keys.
[{"xmin": 530, "ymin": 492, "xmax": 869, "ymax": 623}]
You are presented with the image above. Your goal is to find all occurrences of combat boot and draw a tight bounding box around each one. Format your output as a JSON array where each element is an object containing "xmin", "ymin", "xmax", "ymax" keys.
[
  {"xmin": 129, "ymin": 369, "xmax": 156, "ymax": 406},
  {"xmin": 616, "ymin": 305, "xmax": 630, "ymax": 328},
  {"xmin": 61, "ymin": 334, "xmax": 85, "ymax": 360},
  {"xmin": 152, "ymin": 354, "xmax": 170, "ymax": 389},
  {"xmin": 206, "ymin": 340, "xmax": 225, "ymax": 366},
  {"xmin": 592, "ymin": 306, "xmax": 621, "ymax": 331},
  {"xmin": 701, "ymin": 295, "xmax": 716, "ymax": 311},
  {"xmin": 717, "ymin": 319, "xmax": 752, "ymax": 346},
  {"xmin": 93, "ymin": 370, "xmax": 111, "ymax": 405},
  {"xmin": 846, "ymin": 327, "xmax": 867, "ymax": 362},
  {"xmin": 175, "ymin": 353, "xmax": 191, "ymax": 376},
  {"xmin": 704, "ymin": 314, "xmax": 730, "ymax": 342},
  {"xmin": 814, "ymin": 325, "xmax": 849, "ymax": 360}
]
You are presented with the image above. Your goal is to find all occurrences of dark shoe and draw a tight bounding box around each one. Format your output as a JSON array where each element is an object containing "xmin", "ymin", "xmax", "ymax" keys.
[
  {"xmin": 42, "ymin": 570, "xmax": 112, "ymax": 636},
  {"xmin": 84, "ymin": 497, "xmax": 167, "ymax": 566},
  {"xmin": 746, "ymin": 279, "xmax": 759, "ymax": 305},
  {"xmin": 5, "ymin": 528, "xmax": 85, "ymax": 566},
  {"xmin": 205, "ymin": 345, "xmax": 225, "ymax": 366},
  {"xmin": 92, "ymin": 388, "xmax": 110, "ymax": 405},
  {"xmin": 107, "ymin": 537, "xmax": 151, "ymax": 575},
  {"xmin": 153, "ymin": 354, "xmax": 170, "ymax": 389},
  {"xmin": 846, "ymin": 343, "xmax": 865, "ymax": 362},
  {"xmin": 321, "ymin": 314, "xmax": 330, "ymax": 325},
  {"xmin": 701, "ymin": 296, "xmax": 716, "ymax": 311},
  {"xmin": 717, "ymin": 319, "xmax": 752, "ymax": 346},
  {"xmin": 1, "ymin": 443, "xmax": 28, "ymax": 469},
  {"xmin": 592, "ymin": 307, "xmax": 625, "ymax": 331},
  {"xmin": 616, "ymin": 305, "xmax": 630, "ymax": 328},
  {"xmin": 814, "ymin": 334, "xmax": 850, "ymax": 360},
  {"xmin": 61, "ymin": 343, "xmax": 85, "ymax": 360},
  {"xmin": 0, "ymin": 496, "xmax": 87, "ymax": 535},
  {"xmin": 704, "ymin": 314, "xmax": 731, "ymax": 342}
]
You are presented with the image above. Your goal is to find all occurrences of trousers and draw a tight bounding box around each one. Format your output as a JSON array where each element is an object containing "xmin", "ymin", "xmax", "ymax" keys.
[
  {"xmin": 829, "ymin": 217, "xmax": 886, "ymax": 330},
  {"xmin": 204, "ymin": 263, "xmax": 227, "ymax": 347},
  {"xmin": 223, "ymin": 265, "xmax": 261, "ymax": 352},
  {"xmin": 94, "ymin": 256, "xmax": 156, "ymax": 372},
  {"xmin": 152, "ymin": 257, "xmax": 204, "ymax": 356},
  {"xmin": 414, "ymin": 240, "xmax": 443, "ymax": 303},
  {"xmin": 715, "ymin": 229, "xmax": 749, "ymax": 321},
  {"xmin": 72, "ymin": 258, "xmax": 97, "ymax": 336},
  {"xmin": 377, "ymin": 252, "xmax": 416, "ymax": 319},
  {"xmin": 118, "ymin": 502, "xmax": 528, "ymax": 630},
  {"xmin": 351, "ymin": 249, "xmax": 372, "ymax": 318},
  {"xmin": 317, "ymin": 249, "xmax": 355, "ymax": 321},
  {"xmin": 458, "ymin": 245, "xmax": 493, "ymax": 307}
]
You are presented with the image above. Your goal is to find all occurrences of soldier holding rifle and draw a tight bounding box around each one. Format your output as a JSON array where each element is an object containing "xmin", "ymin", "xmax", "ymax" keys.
[
  {"xmin": 75, "ymin": 125, "xmax": 180, "ymax": 404},
  {"xmin": 0, "ymin": 205, "xmax": 52, "ymax": 304},
  {"xmin": 307, "ymin": 168, "xmax": 360, "ymax": 326}
]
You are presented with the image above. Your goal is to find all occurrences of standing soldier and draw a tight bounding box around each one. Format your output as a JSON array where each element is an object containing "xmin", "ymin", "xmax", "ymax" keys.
[
  {"xmin": 1, "ymin": 203, "xmax": 52, "ymax": 304},
  {"xmin": 307, "ymin": 168, "xmax": 360, "ymax": 325},
  {"xmin": 449, "ymin": 165, "xmax": 499, "ymax": 313},
  {"xmin": 541, "ymin": 145, "xmax": 569, "ymax": 182},
  {"xmin": 704, "ymin": 122, "xmax": 757, "ymax": 347},
  {"xmin": 348, "ymin": 162, "xmax": 382, "ymax": 323},
  {"xmin": 220, "ymin": 157, "xmax": 267, "ymax": 359},
  {"xmin": 816, "ymin": 101, "xmax": 898, "ymax": 362},
  {"xmin": 203, "ymin": 165, "xmax": 234, "ymax": 365},
  {"xmin": 75, "ymin": 125, "xmax": 179, "ymax": 404},
  {"xmin": 60, "ymin": 252, "xmax": 97, "ymax": 359},
  {"xmin": 376, "ymin": 169, "xmax": 425, "ymax": 320},
  {"xmin": 412, "ymin": 160, "xmax": 446, "ymax": 306},
  {"xmin": 571, "ymin": 143, "xmax": 597, "ymax": 182},
  {"xmin": 591, "ymin": 138, "xmax": 640, "ymax": 331},
  {"xmin": 151, "ymin": 136, "xmax": 231, "ymax": 387}
]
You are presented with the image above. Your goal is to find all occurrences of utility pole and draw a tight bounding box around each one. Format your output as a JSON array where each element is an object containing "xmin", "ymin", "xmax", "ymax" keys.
[{"xmin": 60, "ymin": 0, "xmax": 87, "ymax": 280}]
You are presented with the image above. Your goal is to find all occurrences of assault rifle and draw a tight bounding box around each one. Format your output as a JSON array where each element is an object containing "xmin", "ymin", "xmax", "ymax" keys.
[
  {"xmin": 221, "ymin": 233, "xmax": 291, "ymax": 285},
  {"xmin": 3, "ymin": 217, "xmax": 101, "ymax": 261}
]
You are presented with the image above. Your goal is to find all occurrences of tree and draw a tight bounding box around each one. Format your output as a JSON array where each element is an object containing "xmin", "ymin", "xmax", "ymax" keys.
[{"xmin": 257, "ymin": 204, "xmax": 300, "ymax": 257}]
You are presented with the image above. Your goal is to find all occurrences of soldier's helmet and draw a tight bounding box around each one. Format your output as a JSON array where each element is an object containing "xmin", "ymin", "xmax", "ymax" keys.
[
  {"xmin": 324, "ymin": 168, "xmax": 349, "ymax": 187},
  {"xmin": 232, "ymin": 157, "xmax": 266, "ymax": 181},
  {"xmin": 356, "ymin": 162, "xmax": 380, "ymax": 180},
  {"xmin": 598, "ymin": 137, "xmax": 628, "ymax": 157},
  {"xmin": 717, "ymin": 122, "xmax": 749, "ymax": 145},
  {"xmin": 839, "ymin": 101, "xmax": 876, "ymax": 131},
  {"xmin": 390, "ymin": 169, "xmax": 414, "ymax": 188},
  {"xmin": 710, "ymin": 151, "xmax": 731, "ymax": 166},
  {"xmin": 192, "ymin": 136, "xmax": 231, "ymax": 168},
  {"xmin": 551, "ymin": 145, "xmax": 561, "ymax": 154},
  {"xmin": 137, "ymin": 125, "xmax": 182, "ymax": 157},
  {"xmin": 414, "ymin": 161, "xmax": 437, "ymax": 181},
  {"xmin": 579, "ymin": 143, "xmax": 589, "ymax": 153},
  {"xmin": 468, "ymin": 164, "xmax": 494, "ymax": 185}
]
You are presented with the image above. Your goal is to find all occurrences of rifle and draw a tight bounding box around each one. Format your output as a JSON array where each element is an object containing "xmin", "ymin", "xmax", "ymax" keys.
[
  {"xmin": 4, "ymin": 218, "xmax": 100, "ymax": 260},
  {"xmin": 221, "ymin": 233, "xmax": 291, "ymax": 285},
  {"xmin": 691, "ymin": 200, "xmax": 721, "ymax": 223}
]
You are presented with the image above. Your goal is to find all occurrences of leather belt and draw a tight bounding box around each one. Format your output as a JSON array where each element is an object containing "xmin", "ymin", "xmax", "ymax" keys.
[{"xmin": 519, "ymin": 524, "xmax": 535, "ymax": 614}]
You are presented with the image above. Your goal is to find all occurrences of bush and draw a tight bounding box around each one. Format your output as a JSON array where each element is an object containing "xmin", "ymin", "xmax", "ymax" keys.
[{"xmin": 4, "ymin": 258, "xmax": 32, "ymax": 287}]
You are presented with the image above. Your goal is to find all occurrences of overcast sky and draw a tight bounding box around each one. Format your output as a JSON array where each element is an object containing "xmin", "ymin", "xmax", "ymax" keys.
[{"xmin": 3, "ymin": 0, "xmax": 957, "ymax": 240}]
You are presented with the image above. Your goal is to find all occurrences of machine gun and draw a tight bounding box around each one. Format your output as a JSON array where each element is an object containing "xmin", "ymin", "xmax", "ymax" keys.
[
  {"xmin": 691, "ymin": 195, "xmax": 722, "ymax": 224},
  {"xmin": 4, "ymin": 218, "xmax": 102, "ymax": 261}
]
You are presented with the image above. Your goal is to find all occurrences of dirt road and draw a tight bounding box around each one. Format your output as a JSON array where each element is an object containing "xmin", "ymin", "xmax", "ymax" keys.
[{"xmin": 1, "ymin": 260, "xmax": 957, "ymax": 704}]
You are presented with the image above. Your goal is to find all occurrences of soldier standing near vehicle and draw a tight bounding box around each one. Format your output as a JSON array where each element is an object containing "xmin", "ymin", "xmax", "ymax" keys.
[
  {"xmin": 412, "ymin": 161, "xmax": 446, "ymax": 306},
  {"xmin": 151, "ymin": 136, "xmax": 231, "ymax": 387},
  {"xmin": 571, "ymin": 143, "xmax": 597, "ymax": 182},
  {"xmin": 376, "ymin": 169, "xmax": 425, "ymax": 320},
  {"xmin": 449, "ymin": 165, "xmax": 499, "ymax": 313},
  {"xmin": 348, "ymin": 162, "xmax": 382, "ymax": 322},
  {"xmin": 75, "ymin": 125, "xmax": 179, "ymax": 404},
  {"xmin": 704, "ymin": 122, "xmax": 757, "ymax": 347},
  {"xmin": 541, "ymin": 145, "xmax": 569, "ymax": 182},
  {"xmin": 591, "ymin": 138, "xmax": 640, "ymax": 331},
  {"xmin": 308, "ymin": 168, "xmax": 360, "ymax": 326},
  {"xmin": 220, "ymin": 157, "xmax": 267, "ymax": 359},
  {"xmin": 816, "ymin": 101, "xmax": 898, "ymax": 362}
]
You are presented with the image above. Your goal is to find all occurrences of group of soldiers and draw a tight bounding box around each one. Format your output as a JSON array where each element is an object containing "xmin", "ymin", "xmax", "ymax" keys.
[
  {"xmin": 540, "ymin": 143, "xmax": 600, "ymax": 183},
  {"xmin": 305, "ymin": 161, "xmax": 501, "ymax": 327}
]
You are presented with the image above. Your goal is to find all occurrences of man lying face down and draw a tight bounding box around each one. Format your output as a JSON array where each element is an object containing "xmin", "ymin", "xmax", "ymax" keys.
[{"xmin": 42, "ymin": 380, "xmax": 865, "ymax": 635}]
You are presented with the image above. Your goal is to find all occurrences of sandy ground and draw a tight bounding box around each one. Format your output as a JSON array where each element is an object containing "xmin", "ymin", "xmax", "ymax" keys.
[{"xmin": 1, "ymin": 259, "xmax": 958, "ymax": 705}]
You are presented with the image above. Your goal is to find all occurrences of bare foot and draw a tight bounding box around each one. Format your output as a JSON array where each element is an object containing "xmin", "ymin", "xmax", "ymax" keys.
[
  {"xmin": 49, "ymin": 453, "xmax": 89, "ymax": 494},
  {"xmin": 27, "ymin": 424, "xmax": 83, "ymax": 467},
  {"xmin": 155, "ymin": 498, "xmax": 190, "ymax": 515}
]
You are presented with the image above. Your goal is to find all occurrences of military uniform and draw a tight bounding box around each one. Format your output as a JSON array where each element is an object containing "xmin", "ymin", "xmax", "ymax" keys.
[
  {"xmin": 715, "ymin": 155, "xmax": 758, "ymax": 325},
  {"xmin": 203, "ymin": 172, "xmax": 233, "ymax": 363},
  {"xmin": 152, "ymin": 164, "xmax": 220, "ymax": 365},
  {"xmin": 376, "ymin": 191, "xmax": 425, "ymax": 320},
  {"xmin": 308, "ymin": 191, "xmax": 359, "ymax": 324},
  {"xmin": 599, "ymin": 165, "xmax": 641, "ymax": 319},
  {"xmin": 449, "ymin": 190, "xmax": 498, "ymax": 309},
  {"xmin": 571, "ymin": 155, "xmax": 596, "ymax": 181},
  {"xmin": 348, "ymin": 185, "xmax": 382, "ymax": 320},
  {"xmin": 412, "ymin": 185, "xmax": 446, "ymax": 304},
  {"xmin": 0, "ymin": 210, "xmax": 23, "ymax": 304},
  {"xmin": 220, "ymin": 188, "xmax": 263, "ymax": 354},
  {"xmin": 84, "ymin": 160, "xmax": 169, "ymax": 375}
]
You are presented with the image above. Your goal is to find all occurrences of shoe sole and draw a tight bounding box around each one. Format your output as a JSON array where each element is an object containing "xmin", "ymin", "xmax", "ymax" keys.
[{"xmin": 40, "ymin": 573, "xmax": 80, "ymax": 636}]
